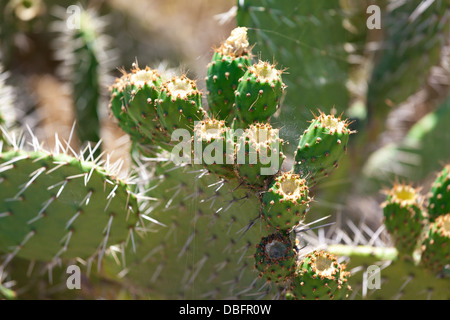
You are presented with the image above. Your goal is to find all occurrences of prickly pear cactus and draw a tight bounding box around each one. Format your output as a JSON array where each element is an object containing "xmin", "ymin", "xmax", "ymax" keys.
[
  {"xmin": 428, "ymin": 165, "xmax": 450, "ymax": 221},
  {"xmin": 0, "ymin": 148, "xmax": 142, "ymax": 264},
  {"xmin": 2, "ymin": 0, "xmax": 450, "ymax": 302}
]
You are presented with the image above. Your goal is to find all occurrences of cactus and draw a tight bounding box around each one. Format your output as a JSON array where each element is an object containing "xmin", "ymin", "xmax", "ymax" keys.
[
  {"xmin": 260, "ymin": 172, "xmax": 311, "ymax": 231},
  {"xmin": 234, "ymin": 60, "xmax": 285, "ymax": 129},
  {"xmin": 156, "ymin": 76, "xmax": 206, "ymax": 135},
  {"xmin": 290, "ymin": 250, "xmax": 350, "ymax": 300},
  {"xmin": 428, "ymin": 165, "xmax": 450, "ymax": 221},
  {"xmin": 0, "ymin": 135, "xmax": 146, "ymax": 267},
  {"xmin": 192, "ymin": 118, "xmax": 235, "ymax": 179},
  {"xmin": 205, "ymin": 26, "xmax": 252, "ymax": 124},
  {"xmin": 421, "ymin": 213, "xmax": 450, "ymax": 273},
  {"xmin": 2, "ymin": 0, "xmax": 449, "ymax": 302},
  {"xmin": 293, "ymin": 112, "xmax": 353, "ymax": 185},
  {"xmin": 0, "ymin": 66, "xmax": 15, "ymax": 145},
  {"xmin": 381, "ymin": 183, "xmax": 426, "ymax": 257},
  {"xmin": 52, "ymin": 5, "xmax": 113, "ymax": 146},
  {"xmin": 235, "ymin": 122, "xmax": 285, "ymax": 189},
  {"xmin": 254, "ymin": 231, "xmax": 296, "ymax": 285}
]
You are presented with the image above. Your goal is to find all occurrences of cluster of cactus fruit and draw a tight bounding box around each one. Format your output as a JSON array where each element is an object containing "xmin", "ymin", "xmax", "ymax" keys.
[
  {"xmin": 107, "ymin": 27, "xmax": 355, "ymax": 299},
  {"xmin": 1, "ymin": 1, "xmax": 449, "ymax": 300},
  {"xmin": 382, "ymin": 164, "xmax": 450, "ymax": 272}
]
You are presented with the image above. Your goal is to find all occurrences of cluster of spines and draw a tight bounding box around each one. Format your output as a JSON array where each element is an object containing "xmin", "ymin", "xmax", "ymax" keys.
[
  {"xmin": 290, "ymin": 250, "xmax": 350, "ymax": 300},
  {"xmin": 381, "ymin": 183, "xmax": 426, "ymax": 257},
  {"xmin": 293, "ymin": 111, "xmax": 353, "ymax": 185}
]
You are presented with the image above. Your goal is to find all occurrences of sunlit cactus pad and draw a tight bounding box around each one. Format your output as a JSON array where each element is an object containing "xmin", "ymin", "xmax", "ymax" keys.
[{"xmin": 0, "ymin": 149, "xmax": 140, "ymax": 263}]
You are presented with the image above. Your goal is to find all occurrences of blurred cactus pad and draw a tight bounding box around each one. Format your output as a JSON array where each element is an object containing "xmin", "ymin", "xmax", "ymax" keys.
[{"xmin": 0, "ymin": 0, "xmax": 449, "ymax": 301}]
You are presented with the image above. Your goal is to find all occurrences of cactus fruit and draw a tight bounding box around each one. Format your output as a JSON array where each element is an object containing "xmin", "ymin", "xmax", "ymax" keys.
[
  {"xmin": 293, "ymin": 112, "xmax": 353, "ymax": 184},
  {"xmin": 156, "ymin": 76, "xmax": 206, "ymax": 135},
  {"xmin": 428, "ymin": 165, "xmax": 450, "ymax": 222},
  {"xmin": 260, "ymin": 172, "xmax": 311, "ymax": 231},
  {"xmin": 192, "ymin": 118, "xmax": 235, "ymax": 179},
  {"xmin": 254, "ymin": 231, "xmax": 296, "ymax": 284},
  {"xmin": 235, "ymin": 123, "xmax": 285, "ymax": 189},
  {"xmin": 206, "ymin": 27, "xmax": 252, "ymax": 124},
  {"xmin": 0, "ymin": 148, "xmax": 141, "ymax": 264},
  {"xmin": 234, "ymin": 60, "xmax": 285, "ymax": 128},
  {"xmin": 291, "ymin": 250, "xmax": 350, "ymax": 300},
  {"xmin": 109, "ymin": 74, "xmax": 153, "ymax": 146},
  {"xmin": 381, "ymin": 183, "xmax": 426, "ymax": 257},
  {"xmin": 421, "ymin": 214, "xmax": 450, "ymax": 273},
  {"xmin": 122, "ymin": 65, "xmax": 169, "ymax": 147}
]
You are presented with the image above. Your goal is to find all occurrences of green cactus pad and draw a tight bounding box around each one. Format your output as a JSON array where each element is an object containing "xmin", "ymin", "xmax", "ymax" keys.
[
  {"xmin": 206, "ymin": 27, "xmax": 252, "ymax": 124},
  {"xmin": 428, "ymin": 165, "xmax": 450, "ymax": 222},
  {"xmin": 291, "ymin": 250, "xmax": 350, "ymax": 300},
  {"xmin": 382, "ymin": 183, "xmax": 426, "ymax": 257},
  {"xmin": 235, "ymin": 123, "xmax": 285, "ymax": 189},
  {"xmin": 156, "ymin": 76, "xmax": 206, "ymax": 134},
  {"xmin": 254, "ymin": 231, "xmax": 296, "ymax": 284},
  {"xmin": 260, "ymin": 172, "xmax": 311, "ymax": 230},
  {"xmin": 421, "ymin": 214, "xmax": 450, "ymax": 273},
  {"xmin": 0, "ymin": 150, "xmax": 140, "ymax": 263},
  {"xmin": 108, "ymin": 160, "xmax": 271, "ymax": 299},
  {"xmin": 192, "ymin": 118, "xmax": 235, "ymax": 179},
  {"xmin": 293, "ymin": 112, "xmax": 352, "ymax": 184},
  {"xmin": 234, "ymin": 61, "xmax": 284, "ymax": 128}
]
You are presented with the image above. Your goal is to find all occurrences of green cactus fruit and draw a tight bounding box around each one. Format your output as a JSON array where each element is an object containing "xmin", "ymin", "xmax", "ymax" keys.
[
  {"xmin": 234, "ymin": 60, "xmax": 285, "ymax": 128},
  {"xmin": 0, "ymin": 149, "xmax": 140, "ymax": 264},
  {"xmin": 156, "ymin": 76, "xmax": 206, "ymax": 135},
  {"xmin": 192, "ymin": 118, "xmax": 235, "ymax": 179},
  {"xmin": 254, "ymin": 231, "xmax": 297, "ymax": 284},
  {"xmin": 260, "ymin": 172, "xmax": 311, "ymax": 230},
  {"xmin": 109, "ymin": 74, "xmax": 152, "ymax": 146},
  {"xmin": 206, "ymin": 27, "xmax": 253, "ymax": 124},
  {"xmin": 428, "ymin": 164, "xmax": 450, "ymax": 222},
  {"xmin": 381, "ymin": 183, "xmax": 426, "ymax": 257},
  {"xmin": 293, "ymin": 112, "xmax": 352, "ymax": 185},
  {"xmin": 235, "ymin": 123, "xmax": 285, "ymax": 189},
  {"xmin": 292, "ymin": 250, "xmax": 350, "ymax": 300},
  {"xmin": 122, "ymin": 64, "xmax": 171, "ymax": 149},
  {"xmin": 421, "ymin": 214, "xmax": 450, "ymax": 273}
]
